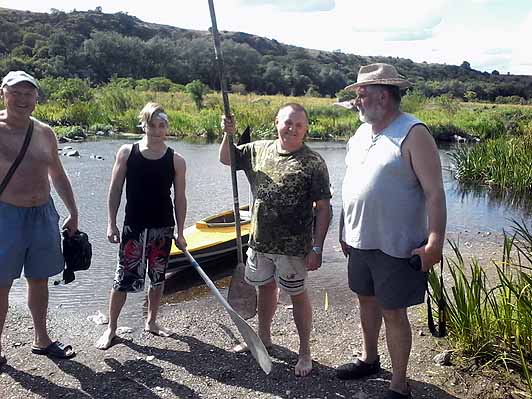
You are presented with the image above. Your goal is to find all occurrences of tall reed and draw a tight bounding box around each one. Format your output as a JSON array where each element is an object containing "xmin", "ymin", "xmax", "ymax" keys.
[{"xmin": 430, "ymin": 220, "xmax": 532, "ymax": 396}]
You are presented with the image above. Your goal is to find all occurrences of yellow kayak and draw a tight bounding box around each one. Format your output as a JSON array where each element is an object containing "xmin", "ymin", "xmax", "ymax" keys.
[{"xmin": 167, "ymin": 206, "xmax": 250, "ymax": 273}]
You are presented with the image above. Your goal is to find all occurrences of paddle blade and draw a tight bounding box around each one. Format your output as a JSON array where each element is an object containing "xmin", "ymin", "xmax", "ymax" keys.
[
  {"xmin": 184, "ymin": 250, "xmax": 271, "ymax": 374},
  {"xmin": 237, "ymin": 126, "xmax": 251, "ymax": 145},
  {"xmin": 228, "ymin": 262, "xmax": 257, "ymax": 320},
  {"xmin": 229, "ymin": 312, "xmax": 272, "ymax": 374}
]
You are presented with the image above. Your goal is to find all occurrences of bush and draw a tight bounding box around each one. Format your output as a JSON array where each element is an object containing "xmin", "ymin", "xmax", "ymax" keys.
[
  {"xmin": 401, "ymin": 89, "xmax": 427, "ymax": 113},
  {"xmin": 186, "ymin": 80, "xmax": 209, "ymax": 110},
  {"xmin": 335, "ymin": 88, "xmax": 356, "ymax": 102},
  {"xmin": 147, "ymin": 77, "xmax": 174, "ymax": 92},
  {"xmin": 54, "ymin": 125, "xmax": 86, "ymax": 138}
]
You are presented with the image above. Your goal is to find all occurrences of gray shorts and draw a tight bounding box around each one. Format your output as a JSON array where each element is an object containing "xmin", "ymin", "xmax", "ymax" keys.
[
  {"xmin": 0, "ymin": 198, "xmax": 64, "ymax": 284},
  {"xmin": 347, "ymin": 246, "xmax": 427, "ymax": 310},
  {"xmin": 245, "ymin": 248, "xmax": 307, "ymax": 296}
]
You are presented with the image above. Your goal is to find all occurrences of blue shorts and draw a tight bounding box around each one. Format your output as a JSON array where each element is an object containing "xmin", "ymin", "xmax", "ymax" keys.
[{"xmin": 0, "ymin": 198, "xmax": 64, "ymax": 284}]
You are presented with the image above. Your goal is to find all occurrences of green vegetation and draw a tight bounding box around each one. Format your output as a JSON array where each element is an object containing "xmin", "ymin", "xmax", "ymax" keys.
[
  {"xmin": 429, "ymin": 221, "xmax": 532, "ymax": 398},
  {"xmin": 1, "ymin": 7, "xmax": 531, "ymax": 102},
  {"xmin": 450, "ymin": 135, "xmax": 532, "ymax": 196},
  {"xmin": 32, "ymin": 79, "xmax": 532, "ymax": 143}
]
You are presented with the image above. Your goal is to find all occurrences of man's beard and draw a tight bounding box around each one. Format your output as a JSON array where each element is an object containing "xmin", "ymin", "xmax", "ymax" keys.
[{"xmin": 358, "ymin": 105, "xmax": 386, "ymax": 125}]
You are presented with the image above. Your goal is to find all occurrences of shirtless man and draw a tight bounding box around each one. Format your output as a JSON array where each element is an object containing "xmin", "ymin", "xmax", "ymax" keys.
[
  {"xmin": 95, "ymin": 102, "xmax": 187, "ymax": 350},
  {"xmin": 0, "ymin": 71, "xmax": 79, "ymax": 365}
]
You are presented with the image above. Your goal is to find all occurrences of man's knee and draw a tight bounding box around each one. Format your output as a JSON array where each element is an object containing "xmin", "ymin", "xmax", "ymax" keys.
[
  {"xmin": 382, "ymin": 308, "xmax": 409, "ymax": 326},
  {"xmin": 258, "ymin": 280, "xmax": 277, "ymax": 295},
  {"xmin": 26, "ymin": 278, "xmax": 49, "ymax": 288},
  {"xmin": 290, "ymin": 289, "xmax": 309, "ymax": 305},
  {"xmin": 357, "ymin": 293, "xmax": 378, "ymax": 307}
]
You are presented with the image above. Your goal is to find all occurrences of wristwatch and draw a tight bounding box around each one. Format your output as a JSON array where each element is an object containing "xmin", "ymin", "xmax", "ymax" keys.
[{"xmin": 312, "ymin": 246, "xmax": 322, "ymax": 255}]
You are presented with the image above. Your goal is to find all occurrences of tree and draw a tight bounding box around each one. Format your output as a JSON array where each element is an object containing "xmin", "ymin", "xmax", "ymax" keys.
[
  {"xmin": 186, "ymin": 80, "xmax": 209, "ymax": 110},
  {"xmin": 464, "ymin": 90, "xmax": 477, "ymax": 102}
]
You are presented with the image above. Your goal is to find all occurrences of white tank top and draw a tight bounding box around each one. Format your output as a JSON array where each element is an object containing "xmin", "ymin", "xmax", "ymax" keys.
[{"xmin": 341, "ymin": 112, "xmax": 428, "ymax": 258}]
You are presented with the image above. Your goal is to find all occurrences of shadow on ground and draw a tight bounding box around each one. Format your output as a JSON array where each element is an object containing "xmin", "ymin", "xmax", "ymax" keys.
[{"xmin": 1, "ymin": 333, "xmax": 456, "ymax": 399}]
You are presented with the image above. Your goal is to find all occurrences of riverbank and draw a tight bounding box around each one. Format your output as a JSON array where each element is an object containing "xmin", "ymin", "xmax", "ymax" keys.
[{"xmin": 1, "ymin": 235, "xmax": 527, "ymax": 399}]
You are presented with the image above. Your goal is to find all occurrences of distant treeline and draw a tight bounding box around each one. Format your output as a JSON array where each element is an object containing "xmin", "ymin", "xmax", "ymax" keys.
[{"xmin": 1, "ymin": 7, "xmax": 532, "ymax": 102}]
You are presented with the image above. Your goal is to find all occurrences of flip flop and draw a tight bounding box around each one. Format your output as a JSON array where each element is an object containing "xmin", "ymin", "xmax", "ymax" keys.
[{"xmin": 31, "ymin": 341, "xmax": 76, "ymax": 359}]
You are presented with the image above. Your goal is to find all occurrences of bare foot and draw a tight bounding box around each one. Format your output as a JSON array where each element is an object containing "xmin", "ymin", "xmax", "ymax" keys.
[
  {"xmin": 95, "ymin": 328, "xmax": 116, "ymax": 350},
  {"xmin": 231, "ymin": 339, "xmax": 272, "ymax": 353},
  {"xmin": 295, "ymin": 354, "xmax": 312, "ymax": 377},
  {"xmin": 145, "ymin": 323, "xmax": 173, "ymax": 337}
]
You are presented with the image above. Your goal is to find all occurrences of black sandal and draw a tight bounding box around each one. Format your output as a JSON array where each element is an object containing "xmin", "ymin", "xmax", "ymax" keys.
[
  {"xmin": 336, "ymin": 356, "xmax": 380, "ymax": 380},
  {"xmin": 384, "ymin": 383, "xmax": 412, "ymax": 399},
  {"xmin": 31, "ymin": 341, "xmax": 76, "ymax": 359}
]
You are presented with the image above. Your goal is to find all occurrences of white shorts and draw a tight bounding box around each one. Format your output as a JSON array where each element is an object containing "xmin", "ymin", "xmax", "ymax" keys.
[{"xmin": 244, "ymin": 248, "xmax": 307, "ymax": 296}]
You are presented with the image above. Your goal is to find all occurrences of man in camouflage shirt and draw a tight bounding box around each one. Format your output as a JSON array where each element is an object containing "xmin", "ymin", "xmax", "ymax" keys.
[{"xmin": 220, "ymin": 103, "xmax": 332, "ymax": 377}]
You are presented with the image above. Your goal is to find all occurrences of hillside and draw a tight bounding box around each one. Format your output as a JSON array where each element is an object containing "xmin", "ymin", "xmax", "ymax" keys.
[{"xmin": 1, "ymin": 7, "xmax": 531, "ymax": 101}]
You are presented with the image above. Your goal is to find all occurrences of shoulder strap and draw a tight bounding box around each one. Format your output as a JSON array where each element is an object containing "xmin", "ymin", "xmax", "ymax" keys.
[
  {"xmin": 427, "ymin": 256, "xmax": 447, "ymax": 337},
  {"xmin": 0, "ymin": 119, "xmax": 34, "ymax": 197}
]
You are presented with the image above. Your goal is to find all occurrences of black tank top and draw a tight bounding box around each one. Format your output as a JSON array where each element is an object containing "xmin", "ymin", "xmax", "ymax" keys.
[{"xmin": 124, "ymin": 143, "xmax": 175, "ymax": 229}]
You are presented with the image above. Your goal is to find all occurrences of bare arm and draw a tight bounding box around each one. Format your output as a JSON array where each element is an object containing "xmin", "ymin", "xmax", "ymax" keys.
[
  {"xmin": 404, "ymin": 125, "xmax": 447, "ymax": 271},
  {"xmin": 305, "ymin": 198, "xmax": 332, "ymax": 271},
  {"xmin": 47, "ymin": 126, "xmax": 78, "ymax": 234},
  {"xmin": 219, "ymin": 115, "xmax": 236, "ymax": 165},
  {"xmin": 173, "ymin": 152, "xmax": 187, "ymax": 250},
  {"xmin": 338, "ymin": 208, "xmax": 348, "ymax": 257},
  {"xmin": 106, "ymin": 144, "xmax": 130, "ymax": 243}
]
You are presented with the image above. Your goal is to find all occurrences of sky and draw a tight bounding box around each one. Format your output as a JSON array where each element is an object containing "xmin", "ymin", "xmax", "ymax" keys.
[{"xmin": 2, "ymin": 0, "xmax": 531, "ymax": 76}]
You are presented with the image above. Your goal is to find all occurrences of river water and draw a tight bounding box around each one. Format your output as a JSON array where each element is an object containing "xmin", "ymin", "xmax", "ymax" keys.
[{"xmin": 9, "ymin": 140, "xmax": 532, "ymax": 322}]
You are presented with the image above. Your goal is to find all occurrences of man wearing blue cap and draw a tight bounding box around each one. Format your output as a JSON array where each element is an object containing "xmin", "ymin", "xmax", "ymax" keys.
[{"xmin": 0, "ymin": 70, "xmax": 79, "ymax": 366}]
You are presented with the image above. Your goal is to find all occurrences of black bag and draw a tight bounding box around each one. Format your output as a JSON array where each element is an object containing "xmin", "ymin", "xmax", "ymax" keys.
[{"xmin": 55, "ymin": 230, "xmax": 92, "ymax": 285}]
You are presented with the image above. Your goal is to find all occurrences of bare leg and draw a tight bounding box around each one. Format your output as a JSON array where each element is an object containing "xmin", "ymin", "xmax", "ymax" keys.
[
  {"xmin": 27, "ymin": 278, "xmax": 53, "ymax": 349},
  {"xmin": 233, "ymin": 280, "xmax": 277, "ymax": 352},
  {"xmin": 383, "ymin": 308, "xmax": 411, "ymax": 394},
  {"xmin": 357, "ymin": 294, "xmax": 382, "ymax": 363},
  {"xmin": 95, "ymin": 289, "xmax": 127, "ymax": 349},
  {"xmin": 291, "ymin": 289, "xmax": 313, "ymax": 377},
  {"xmin": 0, "ymin": 282, "xmax": 13, "ymax": 359},
  {"xmin": 145, "ymin": 284, "xmax": 172, "ymax": 337}
]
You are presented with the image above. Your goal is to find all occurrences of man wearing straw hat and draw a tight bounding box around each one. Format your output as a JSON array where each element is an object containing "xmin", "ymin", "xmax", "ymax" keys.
[
  {"xmin": 337, "ymin": 63, "xmax": 446, "ymax": 398},
  {"xmin": 0, "ymin": 71, "xmax": 79, "ymax": 365}
]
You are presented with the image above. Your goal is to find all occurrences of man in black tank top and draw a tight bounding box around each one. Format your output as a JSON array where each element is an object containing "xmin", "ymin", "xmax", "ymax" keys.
[{"xmin": 95, "ymin": 102, "xmax": 187, "ymax": 350}]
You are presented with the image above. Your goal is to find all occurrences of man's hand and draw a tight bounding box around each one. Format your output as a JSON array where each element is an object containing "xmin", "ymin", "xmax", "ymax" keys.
[
  {"xmin": 411, "ymin": 242, "xmax": 442, "ymax": 272},
  {"xmin": 62, "ymin": 214, "xmax": 78, "ymax": 237},
  {"xmin": 340, "ymin": 240, "xmax": 349, "ymax": 258},
  {"xmin": 107, "ymin": 224, "xmax": 120, "ymax": 244},
  {"xmin": 305, "ymin": 251, "xmax": 322, "ymax": 271},
  {"xmin": 221, "ymin": 115, "xmax": 236, "ymax": 135},
  {"xmin": 175, "ymin": 235, "xmax": 187, "ymax": 251}
]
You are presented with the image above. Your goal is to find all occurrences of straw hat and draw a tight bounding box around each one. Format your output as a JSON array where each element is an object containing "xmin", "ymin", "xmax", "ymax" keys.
[{"xmin": 344, "ymin": 63, "xmax": 412, "ymax": 91}]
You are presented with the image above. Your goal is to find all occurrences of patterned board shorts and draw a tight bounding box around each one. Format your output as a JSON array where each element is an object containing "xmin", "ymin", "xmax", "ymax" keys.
[{"xmin": 113, "ymin": 225, "xmax": 174, "ymax": 292}]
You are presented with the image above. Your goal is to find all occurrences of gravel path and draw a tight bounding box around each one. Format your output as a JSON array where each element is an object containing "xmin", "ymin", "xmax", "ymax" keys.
[{"xmin": 0, "ymin": 236, "xmax": 524, "ymax": 398}]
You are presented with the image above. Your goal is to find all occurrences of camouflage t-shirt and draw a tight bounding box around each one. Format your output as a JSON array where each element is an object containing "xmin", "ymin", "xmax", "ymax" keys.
[{"xmin": 234, "ymin": 140, "xmax": 331, "ymax": 256}]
